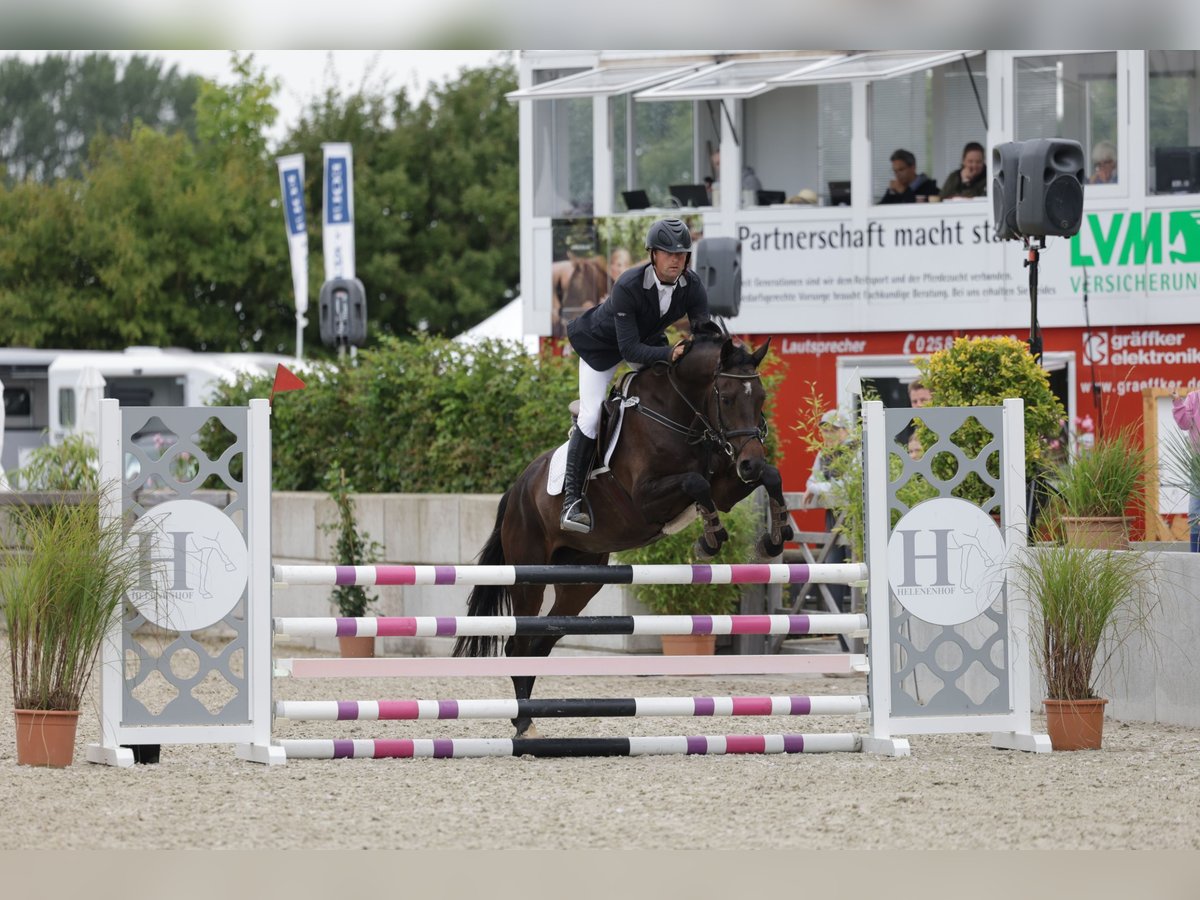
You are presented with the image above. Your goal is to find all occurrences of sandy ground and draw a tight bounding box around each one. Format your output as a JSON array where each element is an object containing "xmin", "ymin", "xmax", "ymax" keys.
[{"xmin": 2, "ymin": 636, "xmax": 1200, "ymax": 852}]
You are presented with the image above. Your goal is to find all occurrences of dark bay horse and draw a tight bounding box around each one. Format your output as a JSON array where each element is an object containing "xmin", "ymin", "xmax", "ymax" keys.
[{"xmin": 452, "ymin": 325, "xmax": 794, "ymax": 737}]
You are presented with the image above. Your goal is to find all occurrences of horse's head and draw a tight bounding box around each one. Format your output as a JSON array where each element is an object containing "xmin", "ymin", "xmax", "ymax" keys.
[{"xmin": 674, "ymin": 325, "xmax": 771, "ymax": 483}]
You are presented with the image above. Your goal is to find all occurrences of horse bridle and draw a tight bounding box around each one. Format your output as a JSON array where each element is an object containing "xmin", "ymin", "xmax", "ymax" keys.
[{"xmin": 636, "ymin": 361, "xmax": 768, "ymax": 481}]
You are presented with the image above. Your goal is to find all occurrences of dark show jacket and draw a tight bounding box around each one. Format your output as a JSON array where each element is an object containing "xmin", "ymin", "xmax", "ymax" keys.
[
  {"xmin": 879, "ymin": 174, "xmax": 939, "ymax": 204},
  {"xmin": 567, "ymin": 262, "xmax": 710, "ymax": 370}
]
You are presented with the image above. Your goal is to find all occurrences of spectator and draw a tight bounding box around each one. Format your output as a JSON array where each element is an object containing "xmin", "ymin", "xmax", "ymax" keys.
[
  {"xmin": 803, "ymin": 409, "xmax": 855, "ymax": 612},
  {"xmin": 1090, "ymin": 140, "xmax": 1118, "ymax": 184},
  {"xmin": 1172, "ymin": 386, "xmax": 1200, "ymax": 552},
  {"xmin": 904, "ymin": 379, "xmax": 932, "ymax": 459},
  {"xmin": 608, "ymin": 246, "xmax": 633, "ymax": 285},
  {"xmin": 908, "ymin": 379, "xmax": 932, "ymax": 408},
  {"xmin": 939, "ymin": 142, "xmax": 988, "ymax": 201},
  {"xmin": 710, "ymin": 148, "xmax": 762, "ymax": 196},
  {"xmin": 880, "ymin": 149, "xmax": 939, "ymax": 204}
]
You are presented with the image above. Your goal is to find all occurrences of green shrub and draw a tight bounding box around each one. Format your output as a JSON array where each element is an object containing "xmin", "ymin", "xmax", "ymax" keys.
[
  {"xmin": 613, "ymin": 500, "xmax": 758, "ymax": 615},
  {"xmin": 6, "ymin": 435, "xmax": 99, "ymax": 492},
  {"xmin": 915, "ymin": 336, "xmax": 1065, "ymax": 510},
  {"xmin": 207, "ymin": 334, "xmax": 579, "ymax": 492}
]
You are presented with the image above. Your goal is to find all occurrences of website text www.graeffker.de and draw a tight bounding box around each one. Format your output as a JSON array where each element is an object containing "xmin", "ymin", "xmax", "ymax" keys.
[{"xmin": 1080, "ymin": 377, "xmax": 1200, "ymax": 397}]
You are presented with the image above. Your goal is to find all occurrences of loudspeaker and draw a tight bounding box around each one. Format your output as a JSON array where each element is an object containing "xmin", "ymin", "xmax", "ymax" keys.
[
  {"xmin": 693, "ymin": 236, "xmax": 742, "ymax": 318},
  {"xmin": 992, "ymin": 141, "xmax": 1022, "ymax": 240},
  {"xmin": 1015, "ymin": 138, "xmax": 1085, "ymax": 238},
  {"xmin": 318, "ymin": 277, "xmax": 368, "ymax": 347}
]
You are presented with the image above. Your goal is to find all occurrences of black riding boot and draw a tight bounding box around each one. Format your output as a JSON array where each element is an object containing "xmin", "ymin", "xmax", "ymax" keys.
[{"xmin": 560, "ymin": 429, "xmax": 597, "ymax": 534}]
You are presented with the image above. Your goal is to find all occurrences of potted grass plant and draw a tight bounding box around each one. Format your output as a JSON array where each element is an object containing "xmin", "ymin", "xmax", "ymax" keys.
[
  {"xmin": 1044, "ymin": 424, "xmax": 1152, "ymax": 549},
  {"xmin": 320, "ymin": 465, "xmax": 382, "ymax": 658},
  {"xmin": 2, "ymin": 492, "xmax": 145, "ymax": 766},
  {"xmin": 614, "ymin": 500, "xmax": 757, "ymax": 655},
  {"xmin": 1010, "ymin": 543, "xmax": 1156, "ymax": 750}
]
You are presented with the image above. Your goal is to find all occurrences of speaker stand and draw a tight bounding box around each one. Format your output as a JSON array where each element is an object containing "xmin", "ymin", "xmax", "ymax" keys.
[{"xmin": 1023, "ymin": 236, "xmax": 1046, "ymax": 364}]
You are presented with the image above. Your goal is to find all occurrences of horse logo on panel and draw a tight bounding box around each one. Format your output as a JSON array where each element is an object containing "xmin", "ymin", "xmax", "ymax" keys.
[
  {"xmin": 886, "ymin": 497, "xmax": 1007, "ymax": 626},
  {"xmin": 128, "ymin": 500, "xmax": 248, "ymax": 632}
]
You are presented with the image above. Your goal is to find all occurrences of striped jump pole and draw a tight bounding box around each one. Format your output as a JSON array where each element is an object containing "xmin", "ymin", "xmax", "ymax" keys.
[
  {"xmin": 272, "ymin": 562, "xmax": 868, "ymax": 587},
  {"xmin": 279, "ymin": 733, "xmax": 863, "ymax": 760},
  {"xmin": 274, "ymin": 613, "xmax": 868, "ymax": 639},
  {"xmin": 275, "ymin": 694, "xmax": 870, "ymax": 721}
]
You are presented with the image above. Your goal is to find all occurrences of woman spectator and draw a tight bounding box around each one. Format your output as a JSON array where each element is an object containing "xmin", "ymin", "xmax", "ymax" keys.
[{"xmin": 939, "ymin": 142, "xmax": 988, "ymax": 201}]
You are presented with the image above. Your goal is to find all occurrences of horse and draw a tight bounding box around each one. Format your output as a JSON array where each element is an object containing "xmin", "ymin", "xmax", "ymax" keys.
[
  {"xmin": 452, "ymin": 323, "xmax": 794, "ymax": 737},
  {"xmin": 551, "ymin": 254, "xmax": 611, "ymax": 338}
]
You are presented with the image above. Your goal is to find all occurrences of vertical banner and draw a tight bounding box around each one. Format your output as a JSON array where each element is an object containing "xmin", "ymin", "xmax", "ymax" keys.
[
  {"xmin": 275, "ymin": 154, "xmax": 309, "ymax": 319},
  {"xmin": 321, "ymin": 142, "xmax": 355, "ymax": 282}
]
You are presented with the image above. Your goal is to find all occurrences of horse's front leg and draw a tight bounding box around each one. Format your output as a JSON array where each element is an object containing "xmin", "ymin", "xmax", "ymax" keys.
[
  {"xmin": 636, "ymin": 472, "xmax": 727, "ymax": 558},
  {"xmin": 755, "ymin": 464, "xmax": 794, "ymax": 559}
]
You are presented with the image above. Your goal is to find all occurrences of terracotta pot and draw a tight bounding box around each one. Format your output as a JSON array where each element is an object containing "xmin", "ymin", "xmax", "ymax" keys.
[
  {"xmin": 1059, "ymin": 516, "xmax": 1129, "ymax": 550},
  {"xmin": 660, "ymin": 634, "xmax": 717, "ymax": 656},
  {"xmin": 337, "ymin": 635, "xmax": 376, "ymax": 658},
  {"xmin": 1043, "ymin": 698, "xmax": 1108, "ymax": 750},
  {"xmin": 14, "ymin": 708, "xmax": 81, "ymax": 767}
]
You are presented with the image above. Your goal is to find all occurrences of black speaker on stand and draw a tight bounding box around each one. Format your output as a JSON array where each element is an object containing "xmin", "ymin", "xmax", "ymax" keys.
[{"xmin": 693, "ymin": 236, "xmax": 742, "ymax": 318}]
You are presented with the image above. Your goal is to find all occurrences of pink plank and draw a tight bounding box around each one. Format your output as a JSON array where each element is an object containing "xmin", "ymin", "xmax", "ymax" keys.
[{"xmin": 279, "ymin": 654, "xmax": 866, "ymax": 678}]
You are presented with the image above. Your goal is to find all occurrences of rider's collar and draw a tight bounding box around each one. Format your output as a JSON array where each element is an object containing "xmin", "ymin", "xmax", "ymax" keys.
[{"xmin": 643, "ymin": 263, "xmax": 687, "ymax": 291}]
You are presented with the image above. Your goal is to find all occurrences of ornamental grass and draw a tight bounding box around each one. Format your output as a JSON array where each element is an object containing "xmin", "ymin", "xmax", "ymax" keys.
[
  {"xmin": 1010, "ymin": 544, "xmax": 1156, "ymax": 701},
  {"xmin": 2, "ymin": 494, "xmax": 143, "ymax": 711}
]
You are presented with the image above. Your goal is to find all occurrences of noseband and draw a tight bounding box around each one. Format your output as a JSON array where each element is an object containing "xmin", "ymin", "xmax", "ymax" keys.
[{"xmin": 661, "ymin": 362, "xmax": 769, "ymax": 481}]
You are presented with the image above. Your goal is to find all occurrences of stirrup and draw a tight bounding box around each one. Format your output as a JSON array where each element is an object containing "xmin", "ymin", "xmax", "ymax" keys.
[{"xmin": 560, "ymin": 498, "xmax": 593, "ymax": 534}]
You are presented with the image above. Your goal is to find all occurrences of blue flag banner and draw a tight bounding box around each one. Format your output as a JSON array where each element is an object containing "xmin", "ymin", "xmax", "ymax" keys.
[
  {"xmin": 322, "ymin": 142, "xmax": 356, "ymax": 282},
  {"xmin": 276, "ymin": 154, "xmax": 309, "ymax": 317}
]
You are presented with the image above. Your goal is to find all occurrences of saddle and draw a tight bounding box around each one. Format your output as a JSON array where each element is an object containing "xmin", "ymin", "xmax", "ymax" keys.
[
  {"xmin": 548, "ymin": 371, "xmax": 698, "ymax": 536},
  {"xmin": 548, "ymin": 372, "xmax": 641, "ymax": 494}
]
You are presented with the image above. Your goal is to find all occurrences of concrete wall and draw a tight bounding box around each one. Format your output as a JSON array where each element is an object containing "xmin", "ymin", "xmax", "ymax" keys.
[
  {"xmin": 1087, "ymin": 549, "xmax": 1200, "ymax": 728},
  {"xmin": 272, "ymin": 491, "xmax": 659, "ymax": 657}
]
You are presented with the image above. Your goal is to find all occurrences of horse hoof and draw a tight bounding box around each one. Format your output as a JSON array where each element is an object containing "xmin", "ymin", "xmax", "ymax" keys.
[
  {"xmin": 781, "ymin": 524, "xmax": 795, "ymax": 542},
  {"xmin": 756, "ymin": 535, "xmax": 783, "ymax": 560},
  {"xmin": 513, "ymin": 723, "xmax": 540, "ymax": 739},
  {"xmin": 693, "ymin": 537, "xmax": 721, "ymax": 559}
]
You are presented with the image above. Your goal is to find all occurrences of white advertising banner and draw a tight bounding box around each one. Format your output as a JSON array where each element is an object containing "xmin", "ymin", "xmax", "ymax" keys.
[
  {"xmin": 725, "ymin": 202, "xmax": 1200, "ymax": 335},
  {"xmin": 321, "ymin": 142, "xmax": 355, "ymax": 282},
  {"xmin": 275, "ymin": 153, "xmax": 309, "ymax": 316}
]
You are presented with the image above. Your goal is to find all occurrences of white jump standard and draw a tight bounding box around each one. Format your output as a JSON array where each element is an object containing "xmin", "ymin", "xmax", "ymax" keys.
[{"xmin": 86, "ymin": 398, "xmax": 1051, "ymax": 766}]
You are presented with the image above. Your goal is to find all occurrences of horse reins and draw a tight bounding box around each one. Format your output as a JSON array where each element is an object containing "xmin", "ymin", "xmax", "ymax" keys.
[{"xmin": 634, "ymin": 361, "xmax": 768, "ymax": 480}]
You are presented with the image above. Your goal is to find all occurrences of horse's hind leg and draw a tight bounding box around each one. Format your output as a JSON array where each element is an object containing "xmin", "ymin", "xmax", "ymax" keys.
[{"xmin": 509, "ymin": 581, "xmax": 604, "ymax": 739}]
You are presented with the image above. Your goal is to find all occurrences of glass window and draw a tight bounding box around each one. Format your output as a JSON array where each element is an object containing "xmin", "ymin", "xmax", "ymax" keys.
[
  {"xmin": 634, "ymin": 100, "xmax": 695, "ymax": 207},
  {"xmin": 819, "ymin": 84, "xmax": 852, "ymax": 206},
  {"xmin": 3, "ymin": 386, "xmax": 31, "ymax": 418},
  {"xmin": 872, "ymin": 55, "xmax": 989, "ymax": 204},
  {"xmin": 1147, "ymin": 51, "xmax": 1200, "ymax": 195},
  {"xmin": 532, "ymin": 68, "xmax": 593, "ymax": 217},
  {"xmin": 1015, "ymin": 53, "xmax": 1118, "ymax": 185},
  {"xmin": 58, "ymin": 388, "xmax": 75, "ymax": 427}
]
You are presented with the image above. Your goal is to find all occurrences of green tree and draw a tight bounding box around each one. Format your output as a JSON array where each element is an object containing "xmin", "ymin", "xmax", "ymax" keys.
[
  {"xmin": 0, "ymin": 54, "xmax": 294, "ymax": 352},
  {"xmin": 280, "ymin": 58, "xmax": 519, "ymax": 341},
  {"xmin": 0, "ymin": 52, "xmax": 201, "ymax": 184}
]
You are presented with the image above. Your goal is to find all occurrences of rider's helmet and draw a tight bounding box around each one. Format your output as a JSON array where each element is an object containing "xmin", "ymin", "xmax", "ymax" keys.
[{"xmin": 644, "ymin": 217, "xmax": 693, "ymax": 254}]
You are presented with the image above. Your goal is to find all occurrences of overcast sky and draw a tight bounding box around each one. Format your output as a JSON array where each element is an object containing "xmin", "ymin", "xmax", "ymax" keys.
[{"xmin": 7, "ymin": 49, "xmax": 508, "ymax": 143}]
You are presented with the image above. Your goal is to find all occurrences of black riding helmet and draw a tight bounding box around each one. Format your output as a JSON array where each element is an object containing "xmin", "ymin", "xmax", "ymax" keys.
[{"xmin": 645, "ymin": 217, "xmax": 693, "ymax": 254}]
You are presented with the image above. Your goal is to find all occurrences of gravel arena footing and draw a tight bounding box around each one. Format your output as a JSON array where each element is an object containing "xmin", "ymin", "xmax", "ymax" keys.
[{"xmin": 2, "ymin": 636, "xmax": 1200, "ymax": 851}]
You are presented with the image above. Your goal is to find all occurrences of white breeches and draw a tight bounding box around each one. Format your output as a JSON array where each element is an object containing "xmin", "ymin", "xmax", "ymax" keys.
[{"xmin": 576, "ymin": 359, "xmax": 618, "ymax": 439}]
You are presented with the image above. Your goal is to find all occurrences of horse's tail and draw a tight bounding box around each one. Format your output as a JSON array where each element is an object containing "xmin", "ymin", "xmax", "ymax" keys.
[{"xmin": 452, "ymin": 488, "xmax": 512, "ymax": 658}]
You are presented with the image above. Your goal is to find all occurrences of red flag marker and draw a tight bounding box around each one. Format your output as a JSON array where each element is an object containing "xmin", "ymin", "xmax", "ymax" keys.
[{"xmin": 270, "ymin": 364, "xmax": 306, "ymax": 407}]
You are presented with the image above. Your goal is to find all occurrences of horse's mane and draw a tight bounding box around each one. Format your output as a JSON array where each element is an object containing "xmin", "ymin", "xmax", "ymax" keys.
[{"xmin": 687, "ymin": 320, "xmax": 758, "ymax": 370}]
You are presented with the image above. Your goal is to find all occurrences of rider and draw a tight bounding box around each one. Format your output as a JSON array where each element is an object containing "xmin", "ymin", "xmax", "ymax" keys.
[{"xmin": 561, "ymin": 217, "xmax": 711, "ymax": 534}]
